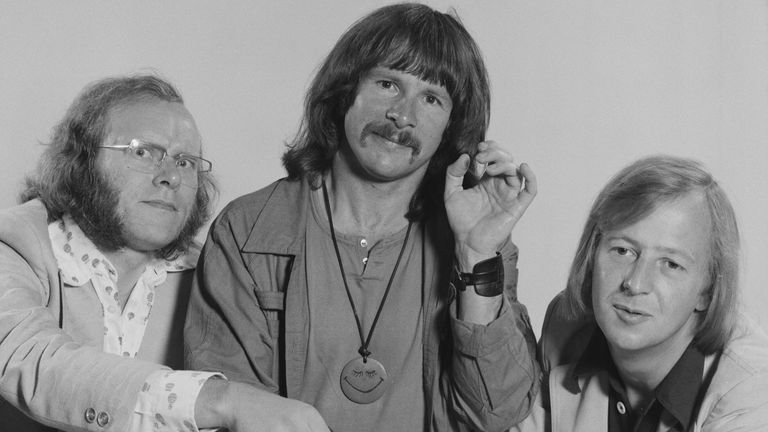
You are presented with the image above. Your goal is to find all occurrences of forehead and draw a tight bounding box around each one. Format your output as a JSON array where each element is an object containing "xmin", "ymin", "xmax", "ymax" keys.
[
  {"xmin": 605, "ymin": 192, "xmax": 713, "ymax": 260},
  {"xmin": 105, "ymin": 98, "xmax": 202, "ymax": 153}
]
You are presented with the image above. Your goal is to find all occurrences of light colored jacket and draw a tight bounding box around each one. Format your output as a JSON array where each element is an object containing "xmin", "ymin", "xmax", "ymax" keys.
[
  {"xmin": 0, "ymin": 200, "xmax": 193, "ymax": 432},
  {"xmin": 511, "ymin": 293, "xmax": 768, "ymax": 432}
]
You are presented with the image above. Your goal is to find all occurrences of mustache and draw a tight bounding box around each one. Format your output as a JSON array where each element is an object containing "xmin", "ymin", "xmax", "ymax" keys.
[{"xmin": 361, "ymin": 122, "xmax": 421, "ymax": 156}]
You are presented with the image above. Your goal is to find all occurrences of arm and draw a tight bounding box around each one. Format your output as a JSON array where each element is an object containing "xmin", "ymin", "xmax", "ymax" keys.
[
  {"xmin": 441, "ymin": 141, "xmax": 540, "ymax": 430},
  {"xmin": 194, "ymin": 379, "xmax": 329, "ymax": 432},
  {"xmin": 0, "ymin": 230, "xmax": 162, "ymax": 431},
  {"xmin": 444, "ymin": 141, "xmax": 537, "ymax": 324},
  {"xmin": 443, "ymin": 242, "xmax": 539, "ymax": 431},
  {"xmin": 184, "ymin": 206, "xmax": 330, "ymax": 431},
  {"xmin": 183, "ymin": 209, "xmax": 279, "ymax": 387}
]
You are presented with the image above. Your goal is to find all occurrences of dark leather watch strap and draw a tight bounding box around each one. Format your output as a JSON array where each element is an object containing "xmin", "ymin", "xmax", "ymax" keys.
[{"xmin": 452, "ymin": 253, "xmax": 504, "ymax": 297}]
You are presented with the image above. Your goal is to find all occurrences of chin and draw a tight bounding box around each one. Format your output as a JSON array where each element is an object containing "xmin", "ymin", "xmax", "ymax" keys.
[{"xmin": 126, "ymin": 229, "xmax": 181, "ymax": 252}]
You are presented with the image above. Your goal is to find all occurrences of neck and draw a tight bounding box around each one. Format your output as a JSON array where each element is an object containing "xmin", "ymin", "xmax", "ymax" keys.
[
  {"xmin": 327, "ymin": 158, "xmax": 424, "ymax": 239},
  {"xmin": 609, "ymin": 332, "xmax": 695, "ymax": 409}
]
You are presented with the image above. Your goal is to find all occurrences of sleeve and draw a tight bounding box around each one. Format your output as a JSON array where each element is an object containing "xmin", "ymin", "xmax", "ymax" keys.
[
  {"xmin": 131, "ymin": 370, "xmax": 224, "ymax": 432},
  {"xmin": 443, "ymin": 240, "xmax": 540, "ymax": 431},
  {"xmin": 183, "ymin": 209, "xmax": 286, "ymax": 392},
  {"xmin": 0, "ymin": 234, "xmax": 164, "ymax": 431}
]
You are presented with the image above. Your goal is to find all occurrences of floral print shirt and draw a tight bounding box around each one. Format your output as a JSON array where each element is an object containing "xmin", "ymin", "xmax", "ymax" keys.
[{"xmin": 49, "ymin": 215, "xmax": 221, "ymax": 431}]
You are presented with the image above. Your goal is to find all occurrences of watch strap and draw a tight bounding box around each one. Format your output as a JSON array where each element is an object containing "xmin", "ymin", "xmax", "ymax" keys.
[{"xmin": 452, "ymin": 253, "xmax": 504, "ymax": 297}]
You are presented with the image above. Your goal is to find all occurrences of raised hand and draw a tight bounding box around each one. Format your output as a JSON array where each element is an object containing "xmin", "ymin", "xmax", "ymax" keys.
[{"xmin": 444, "ymin": 140, "xmax": 537, "ymax": 271}]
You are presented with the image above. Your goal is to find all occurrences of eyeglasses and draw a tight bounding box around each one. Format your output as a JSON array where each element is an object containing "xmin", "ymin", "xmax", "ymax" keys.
[{"xmin": 98, "ymin": 138, "xmax": 212, "ymax": 173}]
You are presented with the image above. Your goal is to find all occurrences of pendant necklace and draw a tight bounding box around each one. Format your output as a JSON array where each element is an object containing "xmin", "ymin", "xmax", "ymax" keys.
[{"xmin": 321, "ymin": 180, "xmax": 413, "ymax": 404}]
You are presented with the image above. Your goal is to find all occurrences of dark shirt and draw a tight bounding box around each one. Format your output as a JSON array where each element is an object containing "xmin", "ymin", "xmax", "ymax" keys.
[{"xmin": 571, "ymin": 331, "xmax": 704, "ymax": 432}]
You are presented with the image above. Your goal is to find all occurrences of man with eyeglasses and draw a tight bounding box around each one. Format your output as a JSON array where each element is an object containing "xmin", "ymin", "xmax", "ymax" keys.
[{"xmin": 0, "ymin": 74, "xmax": 328, "ymax": 431}]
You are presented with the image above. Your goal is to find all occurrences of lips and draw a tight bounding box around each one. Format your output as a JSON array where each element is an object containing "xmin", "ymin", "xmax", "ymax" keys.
[
  {"xmin": 361, "ymin": 122, "xmax": 420, "ymax": 154},
  {"xmin": 372, "ymin": 132, "xmax": 405, "ymax": 147},
  {"xmin": 613, "ymin": 303, "xmax": 651, "ymax": 317},
  {"xmin": 142, "ymin": 200, "xmax": 178, "ymax": 212}
]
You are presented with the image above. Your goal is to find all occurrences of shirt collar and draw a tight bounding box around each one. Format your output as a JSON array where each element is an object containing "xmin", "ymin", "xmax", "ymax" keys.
[
  {"xmin": 49, "ymin": 214, "xmax": 197, "ymax": 286},
  {"xmin": 570, "ymin": 329, "xmax": 704, "ymax": 430},
  {"xmin": 654, "ymin": 342, "xmax": 704, "ymax": 430}
]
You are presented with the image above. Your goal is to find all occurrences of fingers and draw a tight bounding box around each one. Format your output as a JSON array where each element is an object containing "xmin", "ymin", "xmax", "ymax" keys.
[
  {"xmin": 475, "ymin": 141, "xmax": 517, "ymax": 178},
  {"xmin": 516, "ymin": 162, "xmax": 538, "ymax": 209},
  {"xmin": 444, "ymin": 153, "xmax": 470, "ymax": 199},
  {"xmin": 473, "ymin": 140, "xmax": 508, "ymax": 165}
]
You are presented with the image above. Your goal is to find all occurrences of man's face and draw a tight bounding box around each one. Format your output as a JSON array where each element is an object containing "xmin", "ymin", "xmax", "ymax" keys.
[
  {"xmin": 94, "ymin": 99, "xmax": 202, "ymax": 254},
  {"xmin": 591, "ymin": 192, "xmax": 712, "ymax": 361},
  {"xmin": 342, "ymin": 67, "xmax": 452, "ymax": 182}
]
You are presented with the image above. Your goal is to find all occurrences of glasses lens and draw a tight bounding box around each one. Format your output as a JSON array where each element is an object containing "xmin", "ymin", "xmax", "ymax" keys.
[{"xmin": 129, "ymin": 142, "xmax": 166, "ymax": 167}]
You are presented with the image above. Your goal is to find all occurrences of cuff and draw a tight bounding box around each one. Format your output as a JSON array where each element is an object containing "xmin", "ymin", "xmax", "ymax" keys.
[
  {"xmin": 132, "ymin": 369, "xmax": 225, "ymax": 432},
  {"xmin": 451, "ymin": 297, "xmax": 525, "ymax": 357}
]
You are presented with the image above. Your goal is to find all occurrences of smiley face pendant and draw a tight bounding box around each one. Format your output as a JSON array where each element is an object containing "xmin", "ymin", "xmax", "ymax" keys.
[{"xmin": 340, "ymin": 357, "xmax": 389, "ymax": 404}]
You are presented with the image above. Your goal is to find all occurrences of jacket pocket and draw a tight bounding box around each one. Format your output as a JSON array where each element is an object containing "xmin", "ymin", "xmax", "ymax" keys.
[{"xmin": 253, "ymin": 289, "xmax": 285, "ymax": 340}]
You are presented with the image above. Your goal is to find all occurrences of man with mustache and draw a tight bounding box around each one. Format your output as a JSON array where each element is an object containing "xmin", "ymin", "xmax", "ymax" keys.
[
  {"xmin": 185, "ymin": 3, "xmax": 539, "ymax": 431},
  {"xmin": 510, "ymin": 156, "xmax": 768, "ymax": 431},
  {"xmin": 0, "ymin": 75, "xmax": 328, "ymax": 432}
]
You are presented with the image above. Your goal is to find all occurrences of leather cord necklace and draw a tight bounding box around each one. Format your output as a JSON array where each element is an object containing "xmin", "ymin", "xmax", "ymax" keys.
[{"xmin": 321, "ymin": 180, "xmax": 413, "ymax": 404}]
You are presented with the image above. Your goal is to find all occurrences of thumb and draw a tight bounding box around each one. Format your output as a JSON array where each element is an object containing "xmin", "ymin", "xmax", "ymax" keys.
[{"xmin": 444, "ymin": 154, "xmax": 470, "ymax": 200}]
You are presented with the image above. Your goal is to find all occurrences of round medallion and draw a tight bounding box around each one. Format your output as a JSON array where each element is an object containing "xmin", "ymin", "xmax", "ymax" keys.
[{"xmin": 340, "ymin": 356, "xmax": 388, "ymax": 404}]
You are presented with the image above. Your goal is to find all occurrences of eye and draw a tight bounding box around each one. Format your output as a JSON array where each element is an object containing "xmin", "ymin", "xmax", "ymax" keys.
[
  {"xmin": 176, "ymin": 156, "xmax": 198, "ymax": 170},
  {"xmin": 133, "ymin": 146, "xmax": 151, "ymax": 158},
  {"xmin": 609, "ymin": 246, "xmax": 636, "ymax": 261},
  {"xmin": 376, "ymin": 80, "xmax": 398, "ymax": 94},
  {"xmin": 663, "ymin": 260, "xmax": 684, "ymax": 271},
  {"xmin": 613, "ymin": 247, "xmax": 631, "ymax": 256},
  {"xmin": 425, "ymin": 94, "xmax": 441, "ymax": 106}
]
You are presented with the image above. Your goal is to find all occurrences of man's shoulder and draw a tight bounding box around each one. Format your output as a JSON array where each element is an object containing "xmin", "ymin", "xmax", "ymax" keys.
[
  {"xmin": 716, "ymin": 316, "xmax": 768, "ymax": 379},
  {"xmin": 0, "ymin": 200, "xmax": 51, "ymax": 245},
  {"xmin": 698, "ymin": 316, "xmax": 768, "ymax": 427},
  {"xmin": 0, "ymin": 200, "xmax": 57, "ymax": 291},
  {"xmin": 216, "ymin": 177, "xmax": 308, "ymax": 224},
  {"xmin": 209, "ymin": 178, "xmax": 311, "ymax": 253}
]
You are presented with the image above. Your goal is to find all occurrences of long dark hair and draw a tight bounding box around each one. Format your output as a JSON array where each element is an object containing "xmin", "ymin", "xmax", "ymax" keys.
[{"xmin": 282, "ymin": 3, "xmax": 490, "ymax": 220}]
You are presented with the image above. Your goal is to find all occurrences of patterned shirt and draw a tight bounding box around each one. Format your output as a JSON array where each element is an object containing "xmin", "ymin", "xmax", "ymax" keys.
[{"xmin": 49, "ymin": 215, "xmax": 221, "ymax": 432}]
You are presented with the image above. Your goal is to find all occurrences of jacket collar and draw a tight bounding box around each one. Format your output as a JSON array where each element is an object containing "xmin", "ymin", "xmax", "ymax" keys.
[{"xmin": 242, "ymin": 178, "xmax": 314, "ymax": 255}]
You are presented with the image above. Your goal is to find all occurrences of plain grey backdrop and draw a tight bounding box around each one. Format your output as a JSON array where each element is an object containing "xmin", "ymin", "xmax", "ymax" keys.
[{"xmin": 1, "ymin": 0, "xmax": 766, "ymax": 335}]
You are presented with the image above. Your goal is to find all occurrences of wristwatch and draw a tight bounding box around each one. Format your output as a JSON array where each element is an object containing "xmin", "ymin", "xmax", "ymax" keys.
[{"xmin": 451, "ymin": 253, "xmax": 504, "ymax": 297}]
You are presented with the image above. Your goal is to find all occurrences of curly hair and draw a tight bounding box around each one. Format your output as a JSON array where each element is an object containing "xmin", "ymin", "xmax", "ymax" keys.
[{"xmin": 21, "ymin": 74, "xmax": 217, "ymax": 259}]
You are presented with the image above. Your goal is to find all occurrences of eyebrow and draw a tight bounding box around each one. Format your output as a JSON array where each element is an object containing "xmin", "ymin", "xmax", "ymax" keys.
[
  {"xmin": 135, "ymin": 138, "xmax": 203, "ymax": 158},
  {"xmin": 368, "ymin": 67, "xmax": 450, "ymax": 95},
  {"xmin": 604, "ymin": 235, "xmax": 697, "ymax": 264}
]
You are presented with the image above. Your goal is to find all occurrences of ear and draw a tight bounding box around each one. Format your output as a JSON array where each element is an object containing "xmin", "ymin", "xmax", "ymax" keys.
[{"xmin": 695, "ymin": 288, "xmax": 712, "ymax": 312}]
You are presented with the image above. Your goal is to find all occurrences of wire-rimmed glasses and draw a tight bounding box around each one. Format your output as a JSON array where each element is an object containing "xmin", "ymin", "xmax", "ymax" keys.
[{"xmin": 98, "ymin": 138, "xmax": 212, "ymax": 175}]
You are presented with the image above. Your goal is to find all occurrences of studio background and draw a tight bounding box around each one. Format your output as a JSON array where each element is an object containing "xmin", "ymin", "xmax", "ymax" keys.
[{"xmin": 1, "ymin": 0, "xmax": 766, "ymax": 336}]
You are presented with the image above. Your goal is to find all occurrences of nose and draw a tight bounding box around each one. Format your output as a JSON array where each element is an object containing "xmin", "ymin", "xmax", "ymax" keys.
[
  {"xmin": 621, "ymin": 259, "xmax": 653, "ymax": 295},
  {"xmin": 385, "ymin": 96, "xmax": 417, "ymax": 129},
  {"xmin": 152, "ymin": 159, "xmax": 183, "ymax": 190}
]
